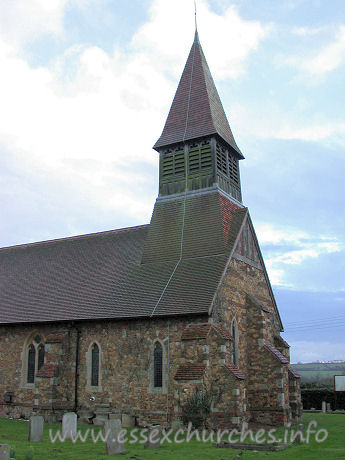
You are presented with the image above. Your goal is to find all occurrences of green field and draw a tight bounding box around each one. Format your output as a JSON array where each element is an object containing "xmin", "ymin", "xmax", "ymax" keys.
[
  {"xmin": 0, "ymin": 413, "xmax": 344, "ymax": 459},
  {"xmin": 292, "ymin": 362, "xmax": 345, "ymax": 387}
]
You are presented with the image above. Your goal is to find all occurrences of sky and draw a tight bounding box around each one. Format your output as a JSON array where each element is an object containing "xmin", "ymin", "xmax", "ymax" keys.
[{"xmin": 0, "ymin": 0, "xmax": 344, "ymax": 363}]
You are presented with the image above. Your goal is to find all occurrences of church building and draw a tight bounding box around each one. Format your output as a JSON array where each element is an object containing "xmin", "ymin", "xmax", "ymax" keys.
[{"xmin": 0, "ymin": 29, "xmax": 301, "ymax": 427}]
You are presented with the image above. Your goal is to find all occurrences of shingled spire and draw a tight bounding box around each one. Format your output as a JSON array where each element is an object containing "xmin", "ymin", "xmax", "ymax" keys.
[
  {"xmin": 154, "ymin": 31, "xmax": 244, "ymax": 202},
  {"xmin": 154, "ymin": 31, "xmax": 243, "ymax": 157}
]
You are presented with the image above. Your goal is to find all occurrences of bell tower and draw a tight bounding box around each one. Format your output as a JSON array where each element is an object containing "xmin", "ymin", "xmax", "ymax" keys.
[{"xmin": 153, "ymin": 31, "xmax": 244, "ymax": 203}]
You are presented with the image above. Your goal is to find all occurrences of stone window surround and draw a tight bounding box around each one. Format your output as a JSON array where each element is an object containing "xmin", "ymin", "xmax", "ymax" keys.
[
  {"xmin": 20, "ymin": 331, "xmax": 45, "ymax": 389},
  {"xmin": 86, "ymin": 340, "xmax": 102, "ymax": 393},
  {"xmin": 148, "ymin": 338, "xmax": 168, "ymax": 394}
]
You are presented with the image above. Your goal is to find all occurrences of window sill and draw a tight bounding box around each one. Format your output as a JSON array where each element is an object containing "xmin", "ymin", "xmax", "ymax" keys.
[{"xmin": 86, "ymin": 385, "xmax": 102, "ymax": 393}]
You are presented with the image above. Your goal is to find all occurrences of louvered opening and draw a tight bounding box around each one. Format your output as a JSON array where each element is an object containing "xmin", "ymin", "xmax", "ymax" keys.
[
  {"xmin": 216, "ymin": 144, "xmax": 227, "ymax": 175},
  {"xmin": 161, "ymin": 147, "xmax": 185, "ymax": 180},
  {"xmin": 229, "ymin": 154, "xmax": 240, "ymax": 185},
  {"xmin": 188, "ymin": 141, "xmax": 212, "ymax": 175}
]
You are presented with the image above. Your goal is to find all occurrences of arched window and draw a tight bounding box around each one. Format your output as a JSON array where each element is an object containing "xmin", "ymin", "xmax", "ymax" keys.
[
  {"xmin": 154, "ymin": 342, "xmax": 163, "ymax": 388},
  {"xmin": 91, "ymin": 343, "xmax": 99, "ymax": 387},
  {"xmin": 231, "ymin": 319, "xmax": 239, "ymax": 367},
  {"xmin": 38, "ymin": 344, "xmax": 45, "ymax": 370},
  {"xmin": 27, "ymin": 345, "xmax": 36, "ymax": 383},
  {"xmin": 25, "ymin": 335, "xmax": 45, "ymax": 384}
]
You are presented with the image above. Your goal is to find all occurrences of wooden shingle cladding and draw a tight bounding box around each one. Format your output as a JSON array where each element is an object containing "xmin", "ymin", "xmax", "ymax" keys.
[
  {"xmin": 154, "ymin": 32, "xmax": 243, "ymax": 202},
  {"xmin": 153, "ymin": 32, "xmax": 243, "ymax": 158}
]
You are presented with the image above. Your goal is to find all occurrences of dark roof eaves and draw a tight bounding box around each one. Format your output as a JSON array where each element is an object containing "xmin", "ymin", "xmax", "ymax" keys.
[
  {"xmin": 0, "ymin": 310, "xmax": 209, "ymax": 326},
  {"xmin": 0, "ymin": 224, "xmax": 149, "ymax": 253}
]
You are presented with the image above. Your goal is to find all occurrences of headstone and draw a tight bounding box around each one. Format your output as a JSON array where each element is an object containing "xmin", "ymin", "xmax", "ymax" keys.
[
  {"xmin": 62, "ymin": 412, "xmax": 77, "ymax": 439},
  {"xmin": 145, "ymin": 425, "xmax": 162, "ymax": 449},
  {"xmin": 121, "ymin": 414, "xmax": 135, "ymax": 428},
  {"xmin": 327, "ymin": 403, "xmax": 331, "ymax": 412},
  {"xmin": 103, "ymin": 419, "xmax": 126, "ymax": 455},
  {"xmin": 293, "ymin": 424, "xmax": 304, "ymax": 444},
  {"xmin": 322, "ymin": 401, "xmax": 326, "ymax": 413},
  {"xmin": 29, "ymin": 415, "xmax": 44, "ymax": 442},
  {"xmin": 0, "ymin": 444, "xmax": 10, "ymax": 460},
  {"xmin": 93, "ymin": 415, "xmax": 108, "ymax": 426},
  {"xmin": 171, "ymin": 419, "xmax": 182, "ymax": 431}
]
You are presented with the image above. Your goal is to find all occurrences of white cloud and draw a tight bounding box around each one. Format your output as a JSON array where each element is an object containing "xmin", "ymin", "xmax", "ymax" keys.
[
  {"xmin": 232, "ymin": 102, "xmax": 345, "ymax": 146},
  {"xmin": 288, "ymin": 340, "xmax": 345, "ymax": 363},
  {"xmin": 0, "ymin": 0, "xmax": 269, "ymax": 229},
  {"xmin": 291, "ymin": 26, "xmax": 324, "ymax": 36},
  {"xmin": 0, "ymin": 0, "xmax": 69, "ymax": 45},
  {"xmin": 286, "ymin": 25, "xmax": 345, "ymax": 75},
  {"xmin": 132, "ymin": 0, "xmax": 270, "ymax": 80},
  {"xmin": 256, "ymin": 223, "xmax": 344, "ymax": 286},
  {"xmin": 0, "ymin": 0, "xmax": 99, "ymax": 47}
]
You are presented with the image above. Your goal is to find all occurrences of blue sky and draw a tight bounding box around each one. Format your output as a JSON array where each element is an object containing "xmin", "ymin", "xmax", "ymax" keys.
[{"xmin": 0, "ymin": 0, "xmax": 344, "ymax": 363}]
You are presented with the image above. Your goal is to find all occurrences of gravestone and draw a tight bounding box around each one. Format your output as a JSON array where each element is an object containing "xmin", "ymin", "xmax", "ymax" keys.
[
  {"xmin": 322, "ymin": 401, "xmax": 326, "ymax": 413},
  {"xmin": 62, "ymin": 412, "xmax": 77, "ymax": 439},
  {"xmin": 327, "ymin": 403, "xmax": 331, "ymax": 412},
  {"xmin": 0, "ymin": 444, "xmax": 10, "ymax": 460},
  {"xmin": 29, "ymin": 415, "xmax": 44, "ymax": 442},
  {"xmin": 145, "ymin": 425, "xmax": 162, "ymax": 449},
  {"xmin": 171, "ymin": 419, "xmax": 182, "ymax": 431},
  {"xmin": 121, "ymin": 414, "xmax": 135, "ymax": 428},
  {"xmin": 293, "ymin": 424, "xmax": 304, "ymax": 443},
  {"xmin": 103, "ymin": 419, "xmax": 126, "ymax": 455}
]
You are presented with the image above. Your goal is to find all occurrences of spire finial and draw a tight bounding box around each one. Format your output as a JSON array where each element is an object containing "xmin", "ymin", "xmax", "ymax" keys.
[{"xmin": 194, "ymin": 0, "xmax": 199, "ymax": 42}]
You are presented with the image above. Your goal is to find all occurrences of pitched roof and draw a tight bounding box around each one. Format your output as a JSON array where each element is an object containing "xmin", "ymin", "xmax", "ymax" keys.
[
  {"xmin": 288, "ymin": 365, "xmax": 301, "ymax": 379},
  {"xmin": 181, "ymin": 323, "xmax": 232, "ymax": 341},
  {"xmin": 0, "ymin": 226, "xmax": 148, "ymax": 323},
  {"xmin": 153, "ymin": 32, "xmax": 243, "ymax": 158},
  {"xmin": 264, "ymin": 343, "xmax": 289, "ymax": 364},
  {"xmin": 247, "ymin": 294, "xmax": 270, "ymax": 313},
  {"xmin": 174, "ymin": 363, "xmax": 206, "ymax": 380},
  {"xmin": 274, "ymin": 335, "xmax": 290, "ymax": 349},
  {"xmin": 182, "ymin": 323, "xmax": 211, "ymax": 340},
  {"xmin": 224, "ymin": 364, "xmax": 245, "ymax": 380},
  {"xmin": 0, "ymin": 191, "xmax": 247, "ymax": 324}
]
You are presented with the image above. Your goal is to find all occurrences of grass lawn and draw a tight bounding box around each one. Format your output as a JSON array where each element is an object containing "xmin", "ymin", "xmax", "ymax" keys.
[{"xmin": 0, "ymin": 413, "xmax": 344, "ymax": 459}]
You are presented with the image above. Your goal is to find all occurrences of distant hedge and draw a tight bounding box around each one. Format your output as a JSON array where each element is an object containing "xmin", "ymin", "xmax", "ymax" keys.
[{"xmin": 301, "ymin": 389, "xmax": 345, "ymax": 410}]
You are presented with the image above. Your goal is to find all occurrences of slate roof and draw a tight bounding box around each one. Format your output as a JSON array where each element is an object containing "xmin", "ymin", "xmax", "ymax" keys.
[
  {"xmin": 224, "ymin": 364, "xmax": 245, "ymax": 380},
  {"xmin": 0, "ymin": 191, "xmax": 247, "ymax": 324},
  {"xmin": 174, "ymin": 364, "xmax": 206, "ymax": 380},
  {"xmin": 264, "ymin": 343, "xmax": 289, "ymax": 364},
  {"xmin": 153, "ymin": 31, "xmax": 243, "ymax": 158},
  {"xmin": 0, "ymin": 226, "xmax": 148, "ymax": 323}
]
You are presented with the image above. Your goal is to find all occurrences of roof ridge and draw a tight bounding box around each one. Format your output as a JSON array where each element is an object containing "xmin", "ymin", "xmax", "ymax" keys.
[{"xmin": 0, "ymin": 224, "xmax": 149, "ymax": 252}]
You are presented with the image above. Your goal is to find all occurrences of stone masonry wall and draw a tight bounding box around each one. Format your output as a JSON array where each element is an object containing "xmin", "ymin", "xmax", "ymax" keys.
[
  {"xmin": 0, "ymin": 315, "xmax": 210, "ymax": 425},
  {"xmin": 211, "ymin": 256, "xmax": 297, "ymax": 425}
]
